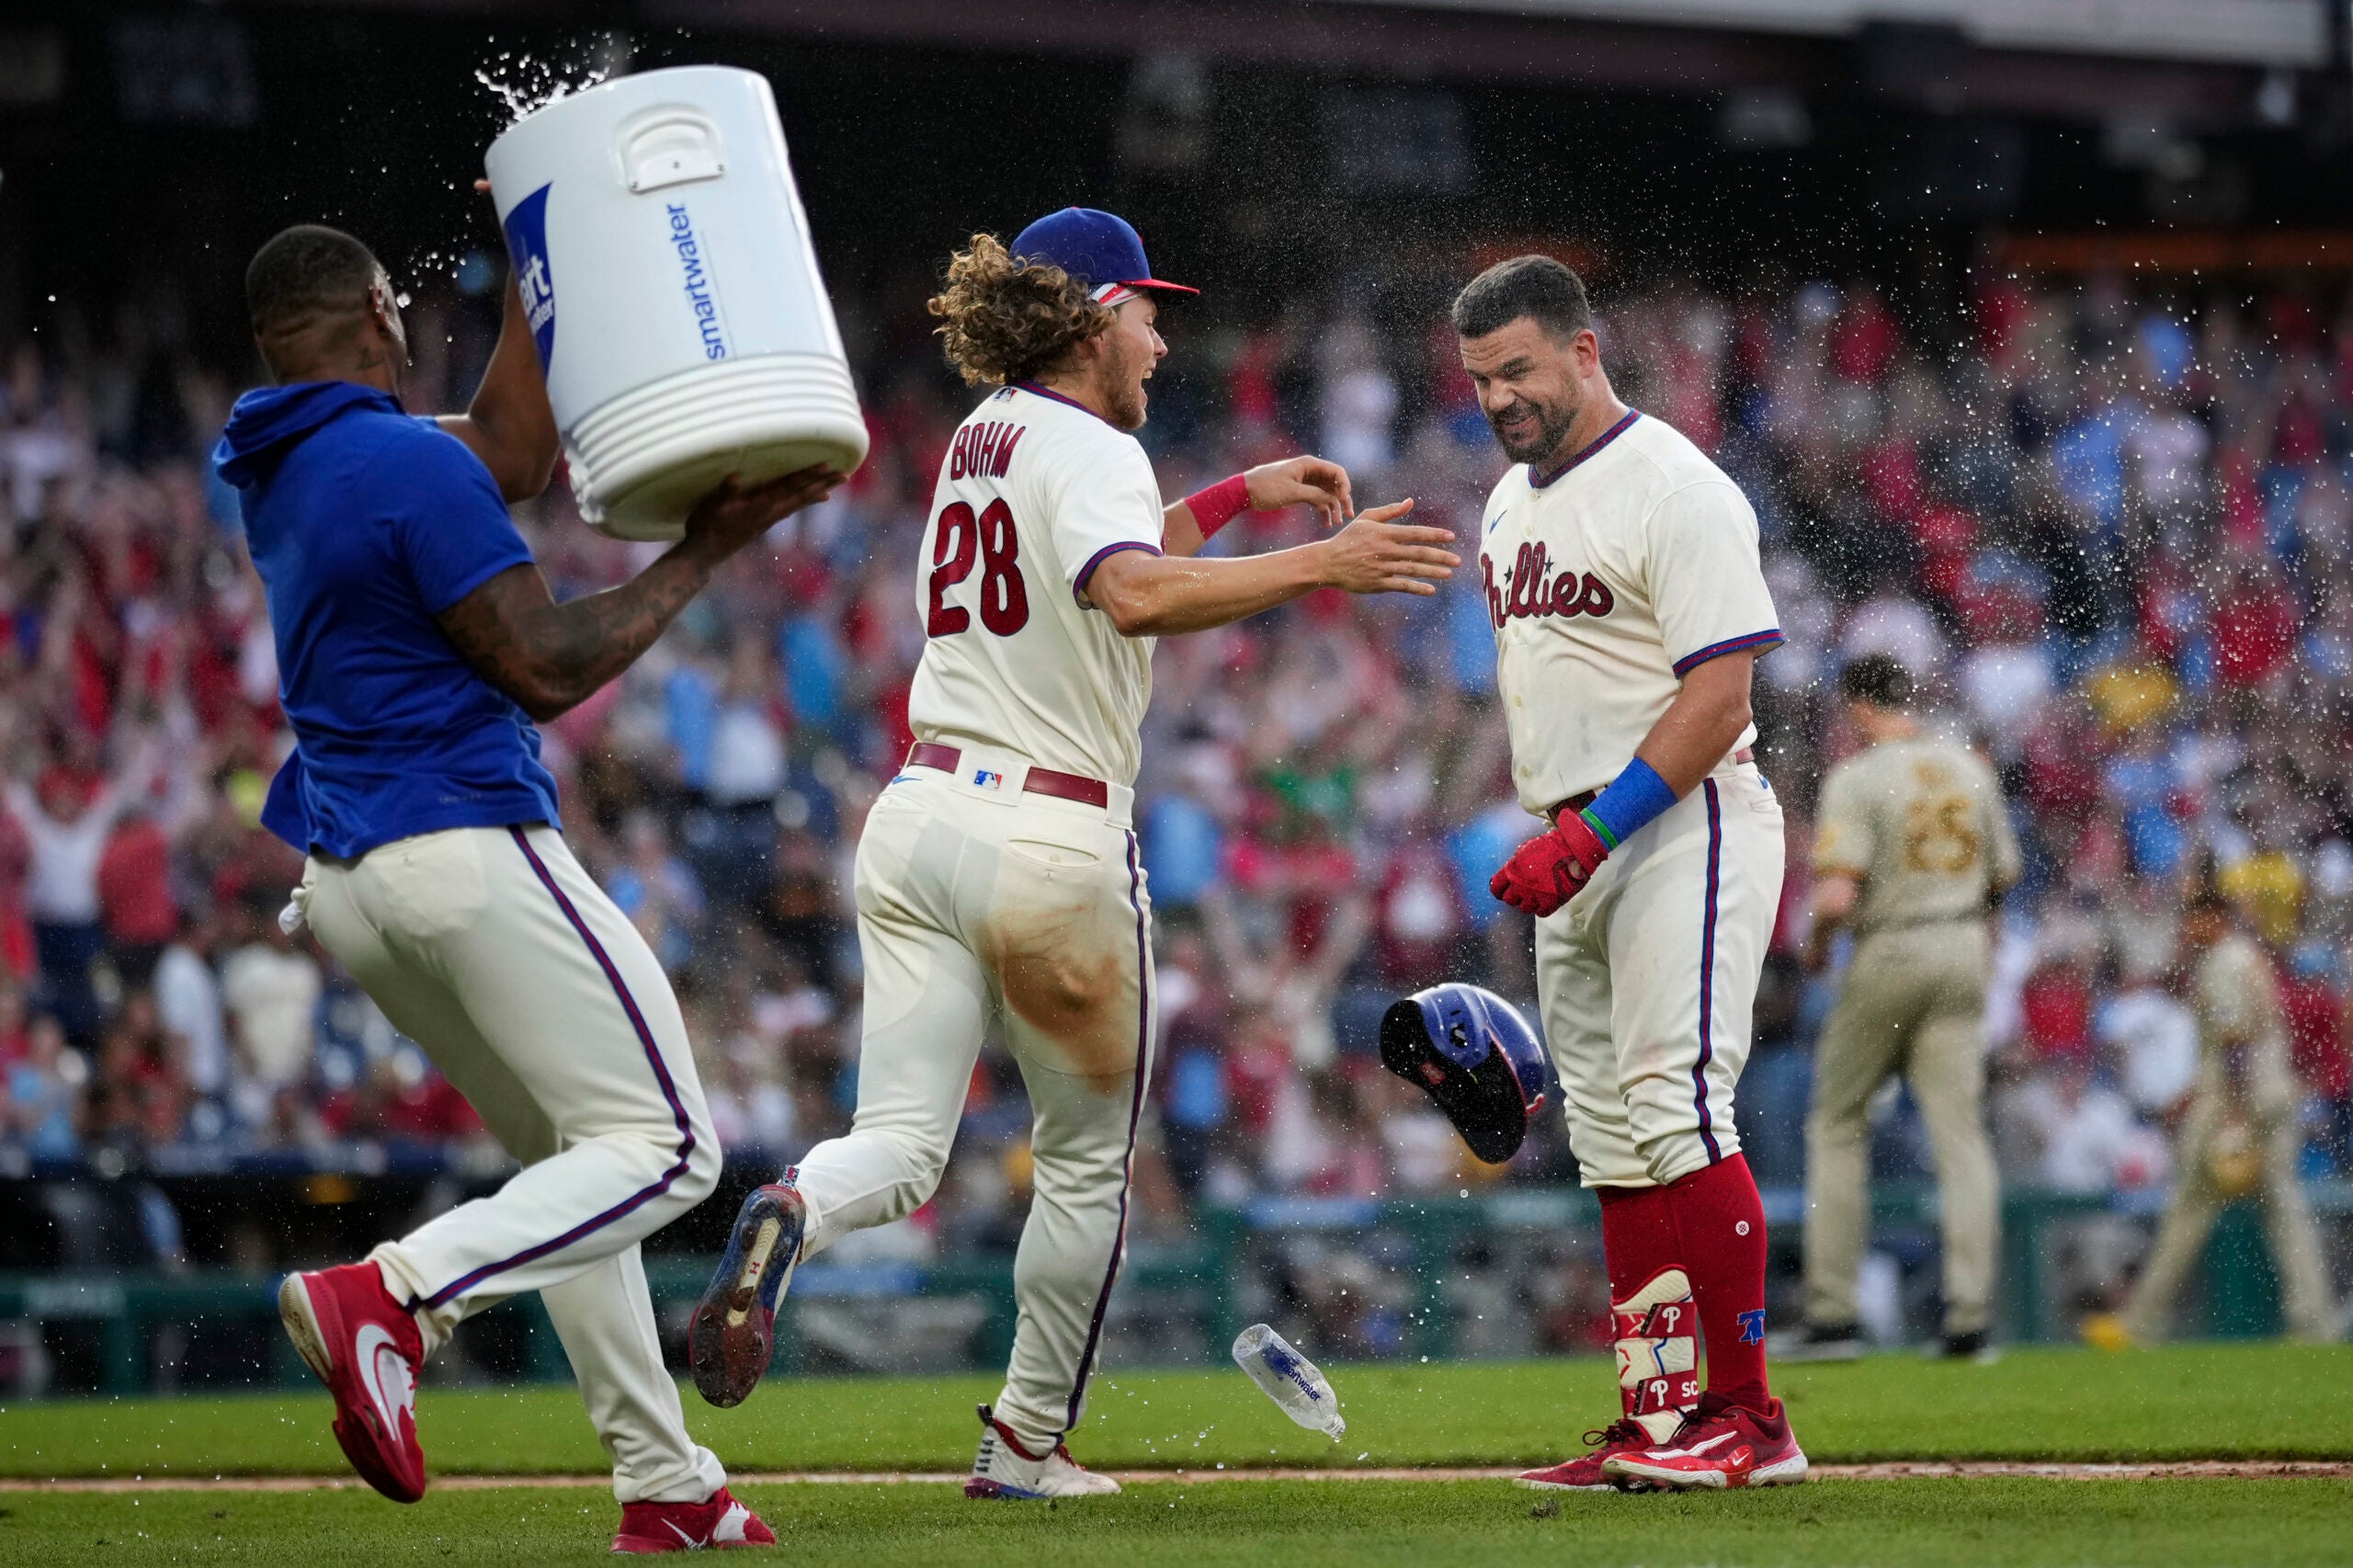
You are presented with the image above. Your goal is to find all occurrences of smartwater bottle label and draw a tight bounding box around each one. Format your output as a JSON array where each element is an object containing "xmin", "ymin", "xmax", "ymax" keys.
[{"xmin": 1233, "ymin": 1324, "xmax": 1346, "ymax": 1438}]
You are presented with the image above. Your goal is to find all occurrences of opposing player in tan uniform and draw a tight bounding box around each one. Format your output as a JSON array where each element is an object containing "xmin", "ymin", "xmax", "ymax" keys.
[
  {"xmin": 1791, "ymin": 655, "xmax": 2019, "ymax": 1362},
  {"xmin": 1459, "ymin": 257, "xmax": 1803, "ymax": 1492},
  {"xmin": 688, "ymin": 209, "xmax": 1458, "ymax": 1497},
  {"xmin": 2111, "ymin": 873, "xmax": 2336, "ymax": 1345}
]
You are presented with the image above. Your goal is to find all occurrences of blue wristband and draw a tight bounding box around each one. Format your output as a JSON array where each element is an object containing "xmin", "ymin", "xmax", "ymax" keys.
[{"xmin": 1577, "ymin": 757, "xmax": 1678, "ymax": 851}]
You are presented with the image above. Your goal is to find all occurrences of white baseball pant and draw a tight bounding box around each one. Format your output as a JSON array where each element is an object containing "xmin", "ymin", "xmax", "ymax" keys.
[
  {"xmin": 1536, "ymin": 763, "xmax": 1785, "ymax": 1187},
  {"xmin": 787, "ymin": 756, "xmax": 1154, "ymax": 1455},
  {"xmin": 295, "ymin": 824, "xmax": 725, "ymax": 1505}
]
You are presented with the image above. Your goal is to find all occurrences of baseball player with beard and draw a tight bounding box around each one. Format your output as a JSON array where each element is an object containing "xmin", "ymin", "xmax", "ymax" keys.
[
  {"xmin": 688, "ymin": 208, "xmax": 1459, "ymax": 1499},
  {"xmin": 1457, "ymin": 256, "xmax": 1804, "ymax": 1492}
]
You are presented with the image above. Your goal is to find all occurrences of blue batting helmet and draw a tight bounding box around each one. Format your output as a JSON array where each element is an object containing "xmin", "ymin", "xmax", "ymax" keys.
[{"xmin": 1378, "ymin": 983, "xmax": 1548, "ymax": 1164}]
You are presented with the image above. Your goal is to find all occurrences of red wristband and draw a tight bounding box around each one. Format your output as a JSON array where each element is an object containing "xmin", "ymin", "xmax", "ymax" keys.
[{"xmin": 1183, "ymin": 473, "xmax": 1251, "ymax": 540}]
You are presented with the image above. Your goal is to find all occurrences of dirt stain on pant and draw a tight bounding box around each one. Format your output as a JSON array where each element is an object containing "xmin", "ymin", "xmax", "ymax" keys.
[{"xmin": 979, "ymin": 854, "xmax": 1139, "ymax": 1089}]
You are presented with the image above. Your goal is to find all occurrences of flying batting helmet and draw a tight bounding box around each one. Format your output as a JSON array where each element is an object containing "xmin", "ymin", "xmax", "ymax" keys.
[{"xmin": 1378, "ymin": 983, "xmax": 1548, "ymax": 1164}]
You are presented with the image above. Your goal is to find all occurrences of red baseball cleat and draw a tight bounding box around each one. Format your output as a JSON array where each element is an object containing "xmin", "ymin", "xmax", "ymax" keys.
[
  {"xmin": 1514, "ymin": 1418, "xmax": 1657, "ymax": 1492},
  {"xmin": 278, "ymin": 1262, "xmax": 426, "ymax": 1503},
  {"xmin": 1601, "ymin": 1392, "xmax": 1808, "ymax": 1491},
  {"xmin": 612, "ymin": 1486, "xmax": 776, "ymax": 1552}
]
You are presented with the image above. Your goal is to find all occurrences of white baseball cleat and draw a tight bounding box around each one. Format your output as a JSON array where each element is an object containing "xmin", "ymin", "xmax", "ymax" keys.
[{"xmin": 963, "ymin": 1405, "xmax": 1121, "ymax": 1499}]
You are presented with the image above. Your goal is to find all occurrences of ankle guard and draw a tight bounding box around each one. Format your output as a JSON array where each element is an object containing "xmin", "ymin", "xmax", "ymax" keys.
[{"xmin": 1613, "ymin": 1266, "xmax": 1699, "ymax": 1443}]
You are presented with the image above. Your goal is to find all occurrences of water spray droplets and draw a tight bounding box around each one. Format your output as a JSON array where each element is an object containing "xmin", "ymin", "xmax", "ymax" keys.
[{"xmin": 474, "ymin": 39, "xmax": 628, "ymax": 128}]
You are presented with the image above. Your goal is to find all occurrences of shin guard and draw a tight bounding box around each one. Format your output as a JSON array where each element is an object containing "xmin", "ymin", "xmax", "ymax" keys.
[{"xmin": 1613, "ymin": 1267, "xmax": 1700, "ymax": 1443}]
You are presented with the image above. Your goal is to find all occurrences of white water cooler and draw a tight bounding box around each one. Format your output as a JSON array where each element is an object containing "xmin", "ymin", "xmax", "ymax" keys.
[{"xmin": 484, "ymin": 65, "xmax": 868, "ymax": 541}]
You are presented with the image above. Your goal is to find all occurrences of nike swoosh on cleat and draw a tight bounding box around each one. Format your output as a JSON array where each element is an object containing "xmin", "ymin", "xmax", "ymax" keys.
[
  {"xmin": 663, "ymin": 1518, "xmax": 701, "ymax": 1547},
  {"xmin": 353, "ymin": 1324, "xmax": 411, "ymax": 1437},
  {"xmin": 1665, "ymin": 1431, "xmax": 1738, "ymax": 1459}
]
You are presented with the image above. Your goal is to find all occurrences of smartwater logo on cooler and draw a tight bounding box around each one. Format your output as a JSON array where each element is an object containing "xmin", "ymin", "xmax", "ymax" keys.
[
  {"xmin": 666, "ymin": 203, "xmax": 727, "ymax": 360},
  {"xmin": 503, "ymin": 183, "xmax": 557, "ymax": 370}
]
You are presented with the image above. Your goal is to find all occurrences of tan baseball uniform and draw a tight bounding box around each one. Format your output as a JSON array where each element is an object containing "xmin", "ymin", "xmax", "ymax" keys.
[
  {"xmin": 2120, "ymin": 931, "xmax": 2335, "ymax": 1343},
  {"xmin": 783, "ymin": 381, "xmax": 1159, "ymax": 1454},
  {"xmin": 1480, "ymin": 409, "xmax": 1785, "ymax": 1190},
  {"xmin": 1802, "ymin": 737, "xmax": 2020, "ymax": 1338}
]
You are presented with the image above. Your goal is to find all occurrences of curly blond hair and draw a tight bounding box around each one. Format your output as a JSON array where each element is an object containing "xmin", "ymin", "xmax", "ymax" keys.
[{"xmin": 927, "ymin": 233, "xmax": 1113, "ymax": 387}]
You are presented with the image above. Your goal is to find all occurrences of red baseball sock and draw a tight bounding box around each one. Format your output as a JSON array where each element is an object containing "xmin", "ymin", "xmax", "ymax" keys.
[
  {"xmin": 1597, "ymin": 1183, "xmax": 1698, "ymax": 1436},
  {"xmin": 1661, "ymin": 1152, "xmax": 1771, "ymax": 1412},
  {"xmin": 1597, "ymin": 1182, "xmax": 1682, "ymax": 1299}
]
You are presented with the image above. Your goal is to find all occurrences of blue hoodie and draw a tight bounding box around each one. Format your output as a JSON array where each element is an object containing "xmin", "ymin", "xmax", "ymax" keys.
[{"xmin": 213, "ymin": 382, "xmax": 561, "ymax": 858}]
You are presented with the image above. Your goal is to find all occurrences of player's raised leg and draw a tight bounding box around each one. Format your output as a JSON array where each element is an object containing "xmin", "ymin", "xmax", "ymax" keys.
[
  {"xmin": 341, "ymin": 827, "xmax": 722, "ymax": 1324},
  {"xmin": 691, "ymin": 781, "xmax": 990, "ymax": 1406}
]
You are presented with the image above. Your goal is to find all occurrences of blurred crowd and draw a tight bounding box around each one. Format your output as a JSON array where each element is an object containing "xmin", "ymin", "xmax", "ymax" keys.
[{"xmin": 4, "ymin": 256, "xmax": 2352, "ymax": 1278}]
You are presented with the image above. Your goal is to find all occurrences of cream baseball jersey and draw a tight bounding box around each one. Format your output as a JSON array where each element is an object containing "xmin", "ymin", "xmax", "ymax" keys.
[
  {"xmin": 1479, "ymin": 411, "xmax": 1782, "ymax": 812},
  {"xmin": 904, "ymin": 382, "xmax": 1164, "ymax": 785},
  {"xmin": 1813, "ymin": 738, "xmax": 2021, "ymax": 935}
]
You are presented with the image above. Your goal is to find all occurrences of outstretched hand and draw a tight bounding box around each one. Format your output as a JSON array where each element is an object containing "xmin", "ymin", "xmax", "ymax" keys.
[
  {"xmin": 1316, "ymin": 499, "xmax": 1458, "ymax": 597},
  {"xmin": 1245, "ymin": 456, "xmax": 1354, "ymax": 530}
]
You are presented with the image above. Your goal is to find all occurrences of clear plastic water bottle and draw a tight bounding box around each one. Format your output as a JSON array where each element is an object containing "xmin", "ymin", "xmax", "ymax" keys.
[{"xmin": 1232, "ymin": 1324, "xmax": 1346, "ymax": 1438}]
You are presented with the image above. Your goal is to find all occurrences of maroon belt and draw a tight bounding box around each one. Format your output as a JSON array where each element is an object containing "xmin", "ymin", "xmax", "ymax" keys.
[
  {"xmin": 905, "ymin": 742, "xmax": 1110, "ymax": 809},
  {"xmin": 1552, "ymin": 746, "xmax": 1754, "ymax": 822}
]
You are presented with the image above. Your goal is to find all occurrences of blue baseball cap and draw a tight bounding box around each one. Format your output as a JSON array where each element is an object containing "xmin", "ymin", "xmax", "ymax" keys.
[{"xmin": 1009, "ymin": 207, "xmax": 1198, "ymax": 306}]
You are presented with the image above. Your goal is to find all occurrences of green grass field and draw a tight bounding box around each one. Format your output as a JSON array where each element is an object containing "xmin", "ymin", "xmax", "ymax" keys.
[
  {"xmin": 3, "ymin": 1344, "xmax": 2349, "ymax": 1564},
  {"xmin": 6, "ymin": 1342, "xmax": 2350, "ymax": 1477},
  {"xmin": 7, "ymin": 1478, "xmax": 2353, "ymax": 1568}
]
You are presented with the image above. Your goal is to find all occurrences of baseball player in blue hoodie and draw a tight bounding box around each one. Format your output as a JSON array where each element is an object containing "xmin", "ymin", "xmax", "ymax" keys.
[{"xmin": 214, "ymin": 222, "xmax": 836, "ymax": 1551}]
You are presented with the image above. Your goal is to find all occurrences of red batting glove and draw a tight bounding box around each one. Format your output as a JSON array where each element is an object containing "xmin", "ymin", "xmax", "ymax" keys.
[{"xmin": 1489, "ymin": 812, "xmax": 1611, "ymax": 917}]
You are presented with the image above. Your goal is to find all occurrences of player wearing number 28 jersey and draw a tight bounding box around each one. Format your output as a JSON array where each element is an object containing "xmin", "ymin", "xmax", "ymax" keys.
[
  {"xmin": 905, "ymin": 376, "xmax": 1160, "ymax": 784},
  {"xmin": 689, "ymin": 208, "xmax": 1458, "ymax": 1497}
]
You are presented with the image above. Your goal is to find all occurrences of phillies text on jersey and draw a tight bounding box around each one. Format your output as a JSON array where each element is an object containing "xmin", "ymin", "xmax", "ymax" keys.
[{"xmin": 1477, "ymin": 410, "xmax": 1781, "ymax": 813}]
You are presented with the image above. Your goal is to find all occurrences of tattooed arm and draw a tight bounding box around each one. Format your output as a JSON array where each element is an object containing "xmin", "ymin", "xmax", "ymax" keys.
[{"xmin": 435, "ymin": 466, "xmax": 841, "ymax": 722}]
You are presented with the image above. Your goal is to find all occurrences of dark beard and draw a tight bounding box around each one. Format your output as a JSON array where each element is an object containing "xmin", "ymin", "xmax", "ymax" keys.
[{"xmin": 1487, "ymin": 396, "xmax": 1576, "ymax": 467}]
